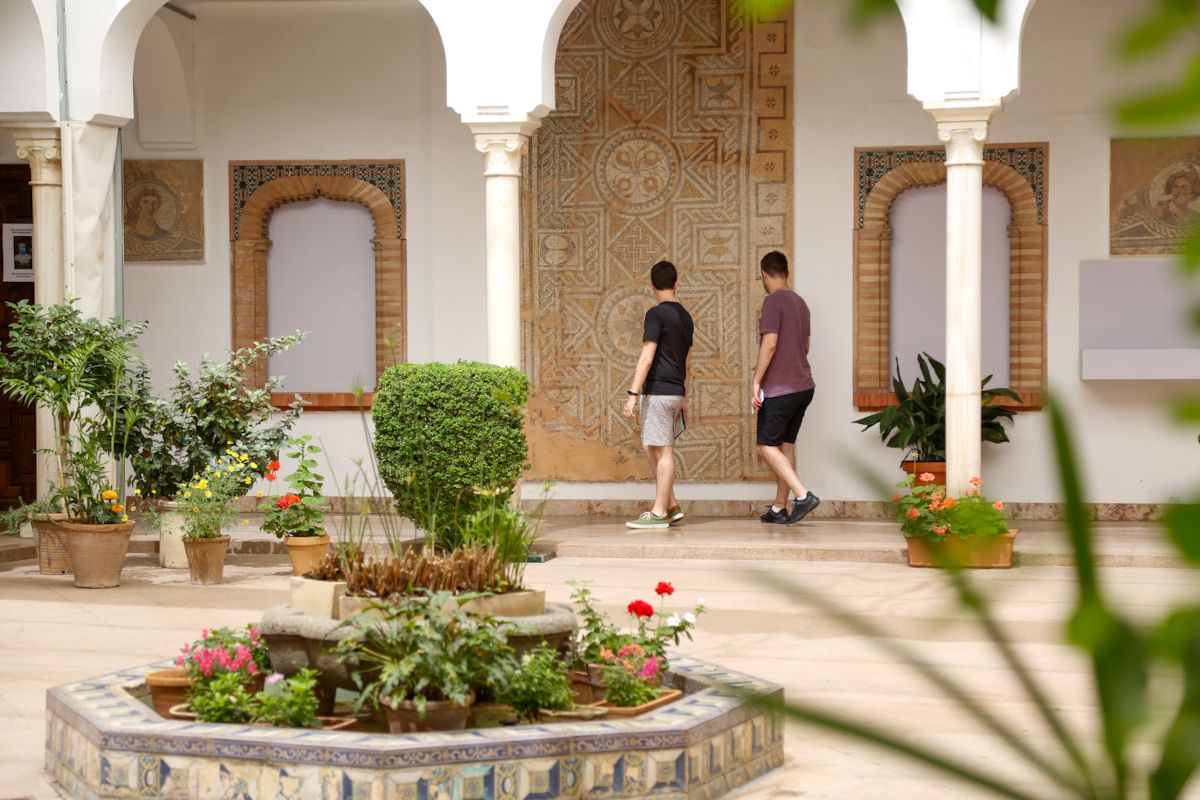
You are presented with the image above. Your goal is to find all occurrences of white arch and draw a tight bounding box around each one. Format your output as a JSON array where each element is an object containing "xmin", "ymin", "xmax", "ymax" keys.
[
  {"xmin": 897, "ymin": 0, "xmax": 1038, "ymax": 106},
  {"xmin": 65, "ymin": 0, "xmax": 167, "ymax": 124},
  {"xmin": 417, "ymin": 0, "xmax": 582, "ymax": 123},
  {"xmin": 0, "ymin": 0, "xmax": 59, "ymax": 122},
  {"xmin": 132, "ymin": 11, "xmax": 194, "ymax": 149}
]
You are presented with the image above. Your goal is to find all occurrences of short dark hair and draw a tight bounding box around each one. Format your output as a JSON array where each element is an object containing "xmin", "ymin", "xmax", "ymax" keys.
[
  {"xmin": 650, "ymin": 260, "xmax": 677, "ymax": 290},
  {"xmin": 760, "ymin": 250, "xmax": 788, "ymax": 278}
]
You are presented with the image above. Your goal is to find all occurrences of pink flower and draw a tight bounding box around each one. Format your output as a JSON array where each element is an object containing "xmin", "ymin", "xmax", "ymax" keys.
[
  {"xmin": 640, "ymin": 657, "xmax": 661, "ymax": 680},
  {"xmin": 970, "ymin": 476, "xmax": 984, "ymax": 486},
  {"xmin": 599, "ymin": 647, "xmax": 615, "ymax": 662},
  {"xmin": 266, "ymin": 672, "xmax": 284, "ymax": 685},
  {"xmin": 931, "ymin": 525, "xmax": 948, "ymax": 536},
  {"xmin": 918, "ymin": 472, "xmax": 935, "ymax": 483},
  {"xmin": 993, "ymin": 501, "xmax": 1004, "ymax": 510}
]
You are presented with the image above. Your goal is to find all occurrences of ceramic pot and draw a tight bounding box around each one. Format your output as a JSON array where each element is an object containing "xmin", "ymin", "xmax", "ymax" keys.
[
  {"xmin": 285, "ymin": 534, "xmax": 330, "ymax": 577},
  {"xmin": 901, "ymin": 460, "xmax": 946, "ymax": 487},
  {"xmin": 597, "ymin": 688, "xmax": 682, "ymax": 717},
  {"xmin": 290, "ymin": 576, "xmax": 348, "ymax": 619},
  {"xmin": 145, "ymin": 668, "xmax": 194, "ymax": 718},
  {"xmin": 157, "ymin": 500, "xmax": 188, "ymax": 569},
  {"xmin": 382, "ymin": 691, "xmax": 475, "ymax": 733},
  {"xmin": 62, "ymin": 520, "xmax": 135, "ymax": 588},
  {"xmin": 905, "ymin": 531, "xmax": 1018, "ymax": 569},
  {"xmin": 31, "ymin": 513, "xmax": 70, "ymax": 575},
  {"xmin": 184, "ymin": 535, "xmax": 230, "ymax": 584}
]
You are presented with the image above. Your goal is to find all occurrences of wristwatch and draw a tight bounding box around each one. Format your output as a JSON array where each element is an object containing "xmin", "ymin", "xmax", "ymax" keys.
[{"xmin": 627, "ymin": 390, "xmax": 639, "ymax": 396}]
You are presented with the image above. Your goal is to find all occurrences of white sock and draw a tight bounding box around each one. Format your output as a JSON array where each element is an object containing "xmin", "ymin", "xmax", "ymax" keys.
[{"xmin": 771, "ymin": 505, "xmax": 784, "ymax": 513}]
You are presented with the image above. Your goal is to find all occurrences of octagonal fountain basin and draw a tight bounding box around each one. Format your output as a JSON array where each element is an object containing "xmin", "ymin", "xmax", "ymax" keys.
[{"xmin": 46, "ymin": 657, "xmax": 783, "ymax": 799}]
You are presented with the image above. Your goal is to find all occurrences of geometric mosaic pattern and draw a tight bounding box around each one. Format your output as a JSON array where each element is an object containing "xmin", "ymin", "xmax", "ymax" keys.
[
  {"xmin": 46, "ymin": 656, "xmax": 784, "ymax": 799},
  {"xmin": 522, "ymin": 0, "xmax": 793, "ymax": 481}
]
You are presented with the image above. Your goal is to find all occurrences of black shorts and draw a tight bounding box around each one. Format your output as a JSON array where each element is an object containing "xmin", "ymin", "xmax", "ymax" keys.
[{"xmin": 756, "ymin": 388, "xmax": 815, "ymax": 446}]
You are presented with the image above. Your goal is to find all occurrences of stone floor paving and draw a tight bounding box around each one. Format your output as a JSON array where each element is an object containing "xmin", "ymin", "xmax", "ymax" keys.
[{"xmin": 1, "ymin": 520, "xmax": 1197, "ymax": 799}]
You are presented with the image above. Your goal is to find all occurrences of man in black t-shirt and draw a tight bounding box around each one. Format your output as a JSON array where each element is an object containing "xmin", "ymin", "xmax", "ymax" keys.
[{"xmin": 621, "ymin": 260, "xmax": 694, "ymax": 529}]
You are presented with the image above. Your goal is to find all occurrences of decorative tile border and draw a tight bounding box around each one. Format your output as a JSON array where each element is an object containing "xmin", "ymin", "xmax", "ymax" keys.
[{"xmin": 46, "ymin": 657, "xmax": 783, "ymax": 799}]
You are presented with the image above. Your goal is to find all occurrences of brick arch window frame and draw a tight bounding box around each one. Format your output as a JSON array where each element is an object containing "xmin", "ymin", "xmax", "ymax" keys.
[
  {"xmin": 229, "ymin": 161, "xmax": 407, "ymax": 410},
  {"xmin": 853, "ymin": 144, "xmax": 1047, "ymax": 411}
]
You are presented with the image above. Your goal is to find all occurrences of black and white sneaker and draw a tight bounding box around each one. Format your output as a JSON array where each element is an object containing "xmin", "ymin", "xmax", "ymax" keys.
[
  {"xmin": 785, "ymin": 492, "xmax": 821, "ymax": 525},
  {"xmin": 760, "ymin": 506, "xmax": 788, "ymax": 524}
]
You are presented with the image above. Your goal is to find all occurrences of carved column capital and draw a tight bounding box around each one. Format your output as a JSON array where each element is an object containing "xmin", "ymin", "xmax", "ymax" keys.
[
  {"xmin": 473, "ymin": 132, "xmax": 528, "ymax": 178},
  {"xmin": 924, "ymin": 102, "xmax": 999, "ymax": 168},
  {"xmin": 5, "ymin": 125, "xmax": 62, "ymax": 186}
]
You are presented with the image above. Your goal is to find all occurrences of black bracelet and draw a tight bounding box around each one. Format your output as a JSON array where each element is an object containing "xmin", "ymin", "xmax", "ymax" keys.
[{"xmin": 627, "ymin": 390, "xmax": 639, "ymax": 396}]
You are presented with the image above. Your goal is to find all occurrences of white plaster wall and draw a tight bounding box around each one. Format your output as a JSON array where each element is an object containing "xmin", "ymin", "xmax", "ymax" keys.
[
  {"xmin": 121, "ymin": 0, "xmax": 485, "ymax": 493},
  {"xmin": 786, "ymin": 0, "xmax": 1200, "ymax": 506}
]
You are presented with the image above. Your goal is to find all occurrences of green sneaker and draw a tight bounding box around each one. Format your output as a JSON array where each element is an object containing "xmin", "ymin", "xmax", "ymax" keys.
[
  {"xmin": 666, "ymin": 505, "xmax": 684, "ymax": 524},
  {"xmin": 626, "ymin": 511, "xmax": 669, "ymax": 529}
]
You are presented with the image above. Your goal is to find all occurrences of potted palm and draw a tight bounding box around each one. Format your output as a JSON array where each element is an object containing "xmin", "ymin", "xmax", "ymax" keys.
[
  {"xmin": 123, "ymin": 333, "xmax": 305, "ymax": 569},
  {"xmin": 335, "ymin": 591, "xmax": 517, "ymax": 732},
  {"xmin": 260, "ymin": 435, "xmax": 329, "ymax": 576},
  {"xmin": 0, "ymin": 301, "xmax": 145, "ymax": 587},
  {"xmin": 853, "ymin": 353, "xmax": 1020, "ymax": 486}
]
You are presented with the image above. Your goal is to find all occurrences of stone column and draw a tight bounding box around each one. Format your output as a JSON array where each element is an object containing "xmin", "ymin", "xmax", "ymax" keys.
[
  {"xmin": 472, "ymin": 124, "xmax": 536, "ymax": 369},
  {"xmin": 7, "ymin": 125, "xmax": 64, "ymax": 500},
  {"xmin": 928, "ymin": 105, "xmax": 997, "ymax": 496}
]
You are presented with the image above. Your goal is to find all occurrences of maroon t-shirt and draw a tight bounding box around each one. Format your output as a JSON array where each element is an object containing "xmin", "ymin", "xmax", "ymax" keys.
[{"xmin": 760, "ymin": 290, "xmax": 814, "ymax": 398}]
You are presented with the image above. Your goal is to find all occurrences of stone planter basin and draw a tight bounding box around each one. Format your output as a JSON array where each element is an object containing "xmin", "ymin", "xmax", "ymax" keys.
[{"xmin": 259, "ymin": 601, "xmax": 577, "ymax": 712}]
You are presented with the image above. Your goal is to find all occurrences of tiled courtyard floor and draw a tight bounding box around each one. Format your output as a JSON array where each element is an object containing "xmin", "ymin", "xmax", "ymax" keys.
[{"xmin": 1, "ymin": 519, "xmax": 1197, "ymax": 799}]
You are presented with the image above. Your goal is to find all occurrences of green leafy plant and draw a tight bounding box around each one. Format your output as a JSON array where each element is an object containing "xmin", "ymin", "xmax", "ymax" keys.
[
  {"xmin": 567, "ymin": 581, "xmax": 634, "ymax": 670},
  {"xmin": 260, "ymin": 435, "xmax": 325, "ymax": 538},
  {"xmin": 567, "ymin": 581, "xmax": 705, "ymax": 668},
  {"xmin": 124, "ymin": 332, "xmax": 306, "ymax": 500},
  {"xmin": 336, "ymin": 591, "xmax": 518, "ymax": 719},
  {"xmin": 497, "ymin": 645, "xmax": 575, "ymax": 722},
  {"xmin": 175, "ymin": 625, "xmax": 270, "ymax": 682},
  {"xmin": 0, "ymin": 300, "xmax": 145, "ymax": 523},
  {"xmin": 854, "ymin": 353, "xmax": 1020, "ymax": 463},
  {"xmin": 188, "ymin": 670, "xmax": 254, "ymax": 724},
  {"xmin": 252, "ymin": 670, "xmax": 321, "ymax": 729},
  {"xmin": 454, "ymin": 490, "xmax": 544, "ymax": 589},
  {"xmin": 894, "ymin": 474, "xmax": 1010, "ymax": 543},
  {"xmin": 373, "ymin": 362, "xmax": 529, "ymax": 549},
  {"xmin": 599, "ymin": 643, "xmax": 662, "ymax": 708},
  {"xmin": 0, "ymin": 497, "xmax": 59, "ymax": 536},
  {"xmin": 169, "ymin": 446, "xmax": 255, "ymax": 540}
]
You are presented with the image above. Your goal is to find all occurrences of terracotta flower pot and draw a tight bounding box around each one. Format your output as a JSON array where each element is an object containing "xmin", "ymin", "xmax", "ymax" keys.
[
  {"xmin": 905, "ymin": 531, "xmax": 1018, "ymax": 568},
  {"xmin": 31, "ymin": 513, "xmax": 70, "ymax": 575},
  {"xmin": 62, "ymin": 520, "xmax": 135, "ymax": 588},
  {"xmin": 596, "ymin": 688, "xmax": 682, "ymax": 717},
  {"xmin": 381, "ymin": 691, "xmax": 475, "ymax": 733},
  {"xmin": 901, "ymin": 460, "xmax": 946, "ymax": 487},
  {"xmin": 285, "ymin": 534, "xmax": 330, "ymax": 576},
  {"xmin": 145, "ymin": 668, "xmax": 195, "ymax": 718},
  {"xmin": 183, "ymin": 535, "xmax": 230, "ymax": 584}
]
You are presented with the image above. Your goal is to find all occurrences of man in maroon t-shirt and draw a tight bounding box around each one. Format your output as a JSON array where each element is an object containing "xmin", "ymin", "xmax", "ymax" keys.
[{"xmin": 751, "ymin": 250, "xmax": 819, "ymax": 525}]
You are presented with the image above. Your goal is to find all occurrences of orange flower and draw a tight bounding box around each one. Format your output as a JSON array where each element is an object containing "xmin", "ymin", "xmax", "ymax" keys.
[
  {"xmin": 993, "ymin": 501, "xmax": 1004, "ymax": 510},
  {"xmin": 918, "ymin": 472, "xmax": 935, "ymax": 483},
  {"xmin": 943, "ymin": 497, "xmax": 956, "ymax": 509},
  {"xmin": 965, "ymin": 488, "xmax": 979, "ymax": 497},
  {"xmin": 101, "ymin": 489, "xmax": 118, "ymax": 501},
  {"xmin": 890, "ymin": 492, "xmax": 902, "ymax": 502},
  {"xmin": 969, "ymin": 476, "xmax": 984, "ymax": 486},
  {"xmin": 905, "ymin": 508, "xmax": 920, "ymax": 520},
  {"xmin": 931, "ymin": 525, "xmax": 948, "ymax": 536},
  {"xmin": 265, "ymin": 473, "xmax": 277, "ymax": 482},
  {"xmin": 111, "ymin": 503, "xmax": 124, "ymax": 514}
]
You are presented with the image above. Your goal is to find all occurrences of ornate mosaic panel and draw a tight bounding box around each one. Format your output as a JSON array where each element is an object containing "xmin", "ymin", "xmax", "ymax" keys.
[
  {"xmin": 523, "ymin": 0, "xmax": 793, "ymax": 481},
  {"xmin": 856, "ymin": 145, "xmax": 1047, "ymax": 228}
]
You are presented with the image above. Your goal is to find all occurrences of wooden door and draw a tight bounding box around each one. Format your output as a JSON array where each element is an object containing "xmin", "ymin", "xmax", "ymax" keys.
[{"xmin": 0, "ymin": 164, "xmax": 37, "ymax": 508}]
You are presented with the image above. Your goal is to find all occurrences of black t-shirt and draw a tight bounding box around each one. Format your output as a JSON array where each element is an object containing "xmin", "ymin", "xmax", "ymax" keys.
[{"xmin": 642, "ymin": 301, "xmax": 694, "ymax": 396}]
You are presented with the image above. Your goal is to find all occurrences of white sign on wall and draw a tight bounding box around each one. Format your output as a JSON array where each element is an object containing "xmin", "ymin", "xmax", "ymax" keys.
[{"xmin": 2, "ymin": 223, "xmax": 34, "ymax": 283}]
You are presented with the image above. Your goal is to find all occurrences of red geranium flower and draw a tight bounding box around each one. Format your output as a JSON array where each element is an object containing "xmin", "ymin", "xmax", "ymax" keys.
[
  {"xmin": 655, "ymin": 581, "xmax": 674, "ymax": 597},
  {"xmin": 268, "ymin": 460, "xmax": 281, "ymax": 472},
  {"xmin": 627, "ymin": 600, "xmax": 654, "ymax": 618},
  {"xmin": 264, "ymin": 472, "xmax": 278, "ymax": 482},
  {"xmin": 276, "ymin": 493, "xmax": 301, "ymax": 510}
]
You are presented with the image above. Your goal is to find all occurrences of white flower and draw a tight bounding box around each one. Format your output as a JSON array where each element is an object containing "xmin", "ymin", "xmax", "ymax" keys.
[
  {"xmin": 667, "ymin": 615, "xmax": 681, "ymax": 628},
  {"xmin": 696, "ymin": 598, "xmax": 707, "ymax": 607},
  {"xmin": 683, "ymin": 612, "xmax": 697, "ymax": 624}
]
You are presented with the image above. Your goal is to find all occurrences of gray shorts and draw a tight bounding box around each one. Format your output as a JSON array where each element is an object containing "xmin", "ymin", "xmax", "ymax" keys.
[{"xmin": 640, "ymin": 394, "xmax": 683, "ymax": 447}]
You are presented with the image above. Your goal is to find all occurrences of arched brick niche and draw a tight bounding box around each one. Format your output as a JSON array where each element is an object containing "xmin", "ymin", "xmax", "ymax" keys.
[
  {"xmin": 853, "ymin": 144, "xmax": 1047, "ymax": 411},
  {"xmin": 229, "ymin": 161, "xmax": 406, "ymax": 409}
]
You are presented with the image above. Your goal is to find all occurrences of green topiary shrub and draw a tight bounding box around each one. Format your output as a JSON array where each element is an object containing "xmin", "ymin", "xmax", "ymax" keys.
[{"xmin": 372, "ymin": 362, "xmax": 529, "ymax": 544}]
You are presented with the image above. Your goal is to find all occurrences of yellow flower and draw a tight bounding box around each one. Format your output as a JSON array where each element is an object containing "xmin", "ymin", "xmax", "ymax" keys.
[
  {"xmin": 204, "ymin": 490, "xmax": 213, "ymax": 499},
  {"xmin": 183, "ymin": 491, "xmax": 192, "ymax": 499},
  {"xmin": 197, "ymin": 479, "xmax": 208, "ymax": 489},
  {"xmin": 151, "ymin": 489, "xmax": 157, "ymax": 495},
  {"xmin": 133, "ymin": 488, "xmax": 141, "ymax": 496},
  {"xmin": 233, "ymin": 462, "xmax": 243, "ymax": 471},
  {"xmin": 250, "ymin": 462, "xmax": 258, "ymax": 470},
  {"xmin": 243, "ymin": 477, "xmax": 253, "ymax": 485},
  {"xmin": 191, "ymin": 507, "xmax": 199, "ymax": 513},
  {"xmin": 239, "ymin": 454, "xmax": 248, "ymax": 462},
  {"xmin": 241, "ymin": 519, "xmax": 249, "ymax": 526},
  {"xmin": 256, "ymin": 491, "xmax": 263, "ymax": 498},
  {"xmin": 226, "ymin": 440, "xmax": 232, "ymax": 445},
  {"xmin": 101, "ymin": 489, "xmax": 117, "ymax": 501},
  {"xmin": 122, "ymin": 514, "xmax": 129, "ymax": 522}
]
